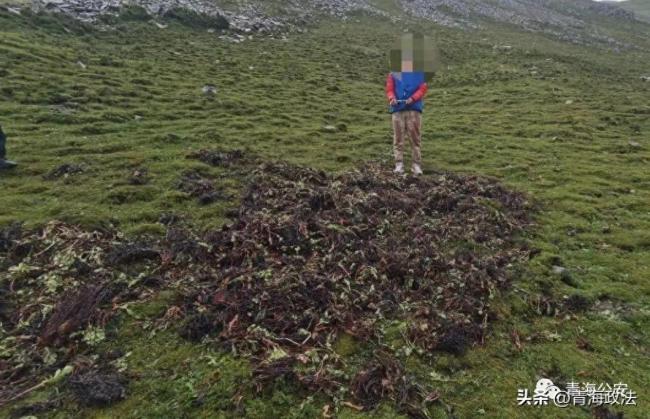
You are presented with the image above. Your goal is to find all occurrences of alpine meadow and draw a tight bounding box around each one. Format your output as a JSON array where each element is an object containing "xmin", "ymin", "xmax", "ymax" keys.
[{"xmin": 0, "ymin": 1, "xmax": 649, "ymax": 418}]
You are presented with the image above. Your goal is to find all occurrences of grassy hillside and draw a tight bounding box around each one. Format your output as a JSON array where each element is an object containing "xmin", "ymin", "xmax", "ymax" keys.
[{"xmin": 0, "ymin": 5, "xmax": 649, "ymax": 419}]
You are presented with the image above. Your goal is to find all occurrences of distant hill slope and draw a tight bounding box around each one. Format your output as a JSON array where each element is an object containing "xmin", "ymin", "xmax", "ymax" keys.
[
  {"xmin": 0, "ymin": 0, "xmax": 647, "ymax": 48},
  {"xmin": 615, "ymin": 0, "xmax": 650, "ymax": 21}
]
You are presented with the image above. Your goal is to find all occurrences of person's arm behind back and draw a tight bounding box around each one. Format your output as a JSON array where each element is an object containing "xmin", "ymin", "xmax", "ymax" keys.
[
  {"xmin": 386, "ymin": 74, "xmax": 396, "ymax": 105},
  {"xmin": 410, "ymin": 82, "xmax": 428, "ymax": 102}
]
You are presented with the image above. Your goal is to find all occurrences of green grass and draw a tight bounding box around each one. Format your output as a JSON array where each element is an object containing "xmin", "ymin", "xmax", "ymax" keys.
[{"xmin": 1, "ymin": 6, "xmax": 649, "ymax": 418}]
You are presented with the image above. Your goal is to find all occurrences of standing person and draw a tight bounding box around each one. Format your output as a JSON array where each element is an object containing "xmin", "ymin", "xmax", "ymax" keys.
[
  {"xmin": 386, "ymin": 34, "xmax": 431, "ymax": 175},
  {"xmin": 0, "ymin": 125, "xmax": 17, "ymax": 170},
  {"xmin": 386, "ymin": 66, "xmax": 428, "ymax": 175}
]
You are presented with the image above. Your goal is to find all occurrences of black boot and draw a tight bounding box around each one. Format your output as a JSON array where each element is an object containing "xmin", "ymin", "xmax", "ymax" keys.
[
  {"xmin": 0, "ymin": 125, "xmax": 17, "ymax": 169},
  {"xmin": 0, "ymin": 159, "xmax": 17, "ymax": 170}
]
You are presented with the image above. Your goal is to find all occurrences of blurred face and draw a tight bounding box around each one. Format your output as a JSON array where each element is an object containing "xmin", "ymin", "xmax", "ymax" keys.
[{"xmin": 389, "ymin": 33, "xmax": 441, "ymax": 81}]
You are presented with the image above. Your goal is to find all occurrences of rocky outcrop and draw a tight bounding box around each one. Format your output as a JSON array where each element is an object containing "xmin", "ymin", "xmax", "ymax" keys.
[
  {"xmin": 588, "ymin": 1, "xmax": 635, "ymax": 20},
  {"xmin": 4, "ymin": 0, "xmax": 641, "ymax": 47},
  {"xmin": 29, "ymin": 0, "xmax": 299, "ymax": 32}
]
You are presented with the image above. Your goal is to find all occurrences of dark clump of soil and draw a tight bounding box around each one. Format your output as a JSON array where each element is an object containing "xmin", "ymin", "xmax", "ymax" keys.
[
  {"xmin": 180, "ymin": 313, "xmax": 223, "ymax": 341},
  {"xmin": 592, "ymin": 406, "xmax": 624, "ymax": 419},
  {"xmin": 564, "ymin": 294, "xmax": 591, "ymax": 313},
  {"xmin": 435, "ymin": 326, "xmax": 473, "ymax": 356},
  {"xmin": 9, "ymin": 399, "xmax": 61, "ymax": 418},
  {"xmin": 105, "ymin": 243, "xmax": 160, "ymax": 266},
  {"xmin": 40, "ymin": 284, "xmax": 113, "ymax": 346},
  {"xmin": 159, "ymin": 212, "xmax": 182, "ymax": 225},
  {"xmin": 43, "ymin": 163, "xmax": 85, "ymax": 180},
  {"xmin": 0, "ymin": 222, "xmax": 21, "ymax": 253},
  {"xmin": 188, "ymin": 148, "xmax": 244, "ymax": 167},
  {"xmin": 177, "ymin": 170, "xmax": 229, "ymax": 205},
  {"xmin": 67, "ymin": 370, "xmax": 126, "ymax": 407}
]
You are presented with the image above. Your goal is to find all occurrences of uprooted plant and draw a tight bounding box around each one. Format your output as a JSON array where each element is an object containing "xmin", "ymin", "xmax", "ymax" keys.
[
  {"xmin": 0, "ymin": 159, "xmax": 534, "ymax": 416},
  {"xmin": 168, "ymin": 161, "xmax": 534, "ymax": 415}
]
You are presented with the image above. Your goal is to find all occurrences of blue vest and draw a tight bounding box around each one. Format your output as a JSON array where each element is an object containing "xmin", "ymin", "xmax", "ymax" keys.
[{"xmin": 389, "ymin": 71, "xmax": 425, "ymax": 114}]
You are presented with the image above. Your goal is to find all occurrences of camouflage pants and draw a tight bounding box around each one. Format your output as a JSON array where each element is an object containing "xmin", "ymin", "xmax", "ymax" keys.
[{"xmin": 391, "ymin": 110, "xmax": 422, "ymax": 166}]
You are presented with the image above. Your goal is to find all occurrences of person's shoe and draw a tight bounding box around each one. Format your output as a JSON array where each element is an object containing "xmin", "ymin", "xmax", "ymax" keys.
[
  {"xmin": 412, "ymin": 164, "xmax": 423, "ymax": 176},
  {"xmin": 394, "ymin": 162, "xmax": 404, "ymax": 174},
  {"xmin": 0, "ymin": 159, "xmax": 17, "ymax": 170}
]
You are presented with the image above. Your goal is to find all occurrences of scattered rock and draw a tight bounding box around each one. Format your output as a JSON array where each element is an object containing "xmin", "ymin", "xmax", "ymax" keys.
[
  {"xmin": 493, "ymin": 44, "xmax": 512, "ymax": 52},
  {"xmin": 43, "ymin": 163, "xmax": 85, "ymax": 180},
  {"xmin": 551, "ymin": 265, "xmax": 566, "ymax": 275},
  {"xmin": 552, "ymin": 265, "xmax": 577, "ymax": 287},
  {"xmin": 627, "ymin": 140, "xmax": 641, "ymax": 149},
  {"xmin": 321, "ymin": 124, "xmax": 338, "ymax": 133},
  {"xmin": 128, "ymin": 167, "xmax": 149, "ymax": 185},
  {"xmin": 590, "ymin": 297, "xmax": 634, "ymax": 320},
  {"xmin": 201, "ymin": 84, "xmax": 217, "ymax": 95}
]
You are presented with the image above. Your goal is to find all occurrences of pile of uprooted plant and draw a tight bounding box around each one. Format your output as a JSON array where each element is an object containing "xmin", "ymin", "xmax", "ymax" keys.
[{"xmin": 0, "ymin": 158, "xmax": 533, "ymax": 416}]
